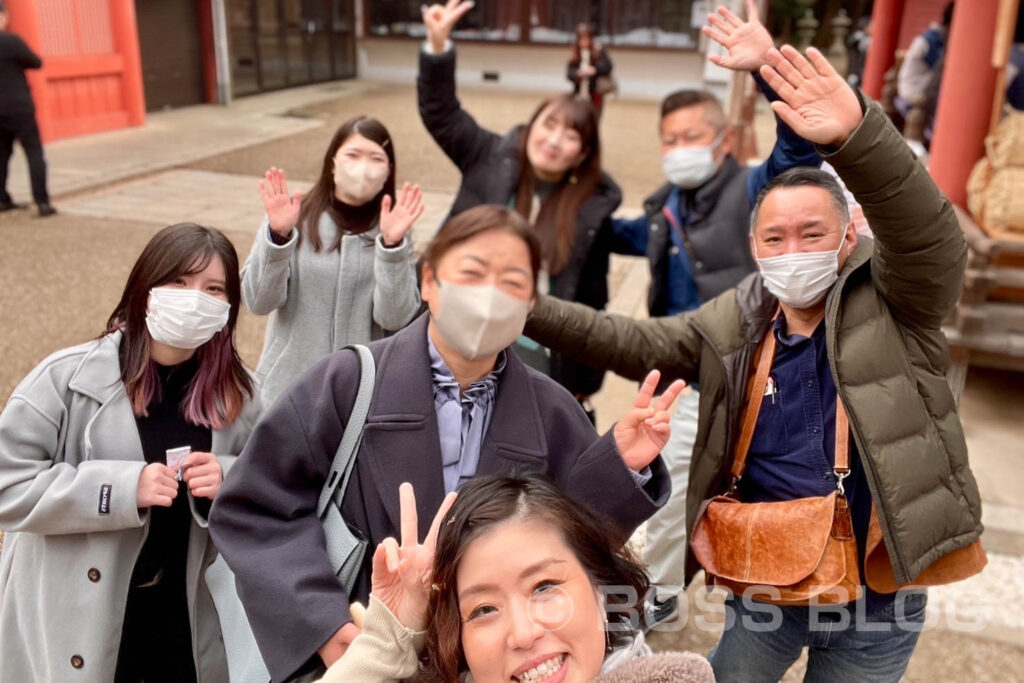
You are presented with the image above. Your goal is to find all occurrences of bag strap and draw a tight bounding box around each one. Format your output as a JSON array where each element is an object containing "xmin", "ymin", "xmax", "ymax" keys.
[
  {"xmin": 316, "ymin": 344, "xmax": 376, "ymax": 518},
  {"xmin": 729, "ymin": 317, "xmax": 850, "ymax": 488},
  {"xmin": 729, "ymin": 318, "xmax": 778, "ymax": 482},
  {"xmin": 662, "ymin": 205, "xmax": 697, "ymax": 262}
]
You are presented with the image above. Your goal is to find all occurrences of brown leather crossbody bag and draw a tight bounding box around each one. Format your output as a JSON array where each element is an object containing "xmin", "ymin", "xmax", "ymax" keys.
[
  {"xmin": 691, "ymin": 320, "xmax": 988, "ymax": 603},
  {"xmin": 690, "ymin": 322, "xmax": 863, "ymax": 605}
]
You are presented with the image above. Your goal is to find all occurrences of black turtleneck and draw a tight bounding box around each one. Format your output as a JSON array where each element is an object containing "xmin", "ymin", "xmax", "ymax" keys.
[
  {"xmin": 328, "ymin": 195, "xmax": 379, "ymax": 237},
  {"xmin": 115, "ymin": 355, "xmax": 210, "ymax": 683}
]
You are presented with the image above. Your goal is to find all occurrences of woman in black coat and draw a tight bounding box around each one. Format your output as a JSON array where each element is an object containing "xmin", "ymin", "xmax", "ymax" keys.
[
  {"xmin": 209, "ymin": 206, "xmax": 680, "ymax": 682},
  {"xmin": 418, "ymin": 1, "xmax": 625, "ymax": 415},
  {"xmin": 568, "ymin": 22, "xmax": 615, "ymax": 114}
]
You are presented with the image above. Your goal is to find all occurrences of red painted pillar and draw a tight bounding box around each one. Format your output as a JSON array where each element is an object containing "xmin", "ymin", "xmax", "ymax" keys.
[
  {"xmin": 198, "ymin": 0, "xmax": 219, "ymax": 104},
  {"xmin": 929, "ymin": 0, "xmax": 1000, "ymax": 207},
  {"xmin": 861, "ymin": 0, "xmax": 906, "ymax": 99},
  {"xmin": 5, "ymin": 0, "xmax": 52, "ymax": 141},
  {"xmin": 109, "ymin": 0, "xmax": 146, "ymax": 126}
]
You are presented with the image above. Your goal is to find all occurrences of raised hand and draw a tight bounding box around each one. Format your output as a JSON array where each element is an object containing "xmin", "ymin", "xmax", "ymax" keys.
[
  {"xmin": 702, "ymin": 0, "xmax": 775, "ymax": 72},
  {"xmin": 379, "ymin": 182, "xmax": 425, "ymax": 248},
  {"xmin": 613, "ymin": 370, "xmax": 687, "ymax": 472},
  {"xmin": 371, "ymin": 484, "xmax": 458, "ymax": 630},
  {"xmin": 760, "ymin": 45, "xmax": 863, "ymax": 147},
  {"xmin": 259, "ymin": 167, "xmax": 302, "ymax": 237},
  {"xmin": 422, "ymin": 0, "xmax": 475, "ymax": 54}
]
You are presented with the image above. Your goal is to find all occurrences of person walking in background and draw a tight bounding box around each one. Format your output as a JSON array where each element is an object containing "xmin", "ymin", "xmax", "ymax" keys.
[
  {"xmin": 242, "ymin": 116, "xmax": 423, "ymax": 407},
  {"xmin": 568, "ymin": 22, "xmax": 614, "ymax": 116},
  {"xmin": 0, "ymin": 1, "xmax": 55, "ymax": 217},
  {"xmin": 0, "ymin": 224, "xmax": 263, "ymax": 682},
  {"xmin": 896, "ymin": 1, "xmax": 954, "ymax": 131},
  {"xmin": 610, "ymin": 0, "xmax": 820, "ymax": 627},
  {"xmin": 419, "ymin": 1, "xmax": 623, "ymax": 422}
]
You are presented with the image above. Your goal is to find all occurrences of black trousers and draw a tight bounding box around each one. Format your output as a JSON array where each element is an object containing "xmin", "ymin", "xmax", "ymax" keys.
[{"xmin": 0, "ymin": 110, "xmax": 50, "ymax": 205}]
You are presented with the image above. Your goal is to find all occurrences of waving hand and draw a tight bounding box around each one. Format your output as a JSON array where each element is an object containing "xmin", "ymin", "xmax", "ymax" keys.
[
  {"xmin": 759, "ymin": 45, "xmax": 863, "ymax": 147},
  {"xmin": 703, "ymin": 0, "xmax": 775, "ymax": 72}
]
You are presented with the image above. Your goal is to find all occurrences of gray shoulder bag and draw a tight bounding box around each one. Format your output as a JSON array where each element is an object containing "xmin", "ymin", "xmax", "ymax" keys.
[{"xmin": 316, "ymin": 344, "xmax": 375, "ymax": 594}]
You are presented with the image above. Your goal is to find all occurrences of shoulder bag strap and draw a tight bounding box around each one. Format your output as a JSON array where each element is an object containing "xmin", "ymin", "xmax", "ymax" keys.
[
  {"xmin": 729, "ymin": 318, "xmax": 778, "ymax": 484},
  {"xmin": 662, "ymin": 205, "xmax": 697, "ymax": 262},
  {"xmin": 834, "ymin": 396, "xmax": 851, "ymax": 484},
  {"xmin": 729, "ymin": 315, "xmax": 852, "ymax": 489},
  {"xmin": 316, "ymin": 344, "xmax": 376, "ymax": 517}
]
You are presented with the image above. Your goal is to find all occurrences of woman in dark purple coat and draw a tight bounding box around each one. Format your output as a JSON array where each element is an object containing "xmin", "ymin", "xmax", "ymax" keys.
[{"xmin": 210, "ymin": 206, "xmax": 682, "ymax": 682}]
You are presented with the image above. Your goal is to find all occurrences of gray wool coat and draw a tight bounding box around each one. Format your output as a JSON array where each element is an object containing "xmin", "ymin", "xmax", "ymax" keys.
[
  {"xmin": 0, "ymin": 331, "xmax": 264, "ymax": 683},
  {"xmin": 242, "ymin": 214, "xmax": 421, "ymax": 406}
]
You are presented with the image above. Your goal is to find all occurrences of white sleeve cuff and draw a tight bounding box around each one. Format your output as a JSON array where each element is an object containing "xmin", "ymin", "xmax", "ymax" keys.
[{"xmin": 421, "ymin": 39, "xmax": 453, "ymax": 56}]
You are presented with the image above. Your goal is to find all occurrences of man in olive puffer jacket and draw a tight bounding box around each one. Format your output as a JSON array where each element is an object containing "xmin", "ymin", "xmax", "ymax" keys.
[{"xmin": 526, "ymin": 45, "xmax": 982, "ymax": 681}]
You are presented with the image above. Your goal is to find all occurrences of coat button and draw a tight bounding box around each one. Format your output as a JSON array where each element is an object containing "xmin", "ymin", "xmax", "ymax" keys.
[
  {"xmin": 651, "ymin": 224, "xmax": 659, "ymax": 231},
  {"xmin": 695, "ymin": 261, "xmax": 704, "ymax": 270},
  {"xmin": 71, "ymin": 655, "xmax": 84, "ymax": 669},
  {"xmin": 87, "ymin": 568, "xmax": 101, "ymax": 582}
]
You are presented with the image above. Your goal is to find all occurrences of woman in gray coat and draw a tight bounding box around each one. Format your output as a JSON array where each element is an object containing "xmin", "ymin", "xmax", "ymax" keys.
[
  {"xmin": 244, "ymin": 116, "xmax": 424, "ymax": 406},
  {"xmin": 0, "ymin": 224, "xmax": 262, "ymax": 682}
]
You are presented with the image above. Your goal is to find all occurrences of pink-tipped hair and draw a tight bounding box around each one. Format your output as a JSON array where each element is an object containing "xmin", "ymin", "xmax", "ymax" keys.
[{"xmin": 126, "ymin": 328, "xmax": 245, "ymax": 430}]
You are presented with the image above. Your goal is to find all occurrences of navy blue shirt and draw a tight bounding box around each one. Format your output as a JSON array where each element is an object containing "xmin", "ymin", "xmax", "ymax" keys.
[{"xmin": 738, "ymin": 316, "xmax": 892, "ymax": 614}]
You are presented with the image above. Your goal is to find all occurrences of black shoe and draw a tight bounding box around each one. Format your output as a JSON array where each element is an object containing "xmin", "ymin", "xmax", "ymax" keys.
[
  {"xmin": 37, "ymin": 203, "xmax": 57, "ymax": 217},
  {"xmin": 643, "ymin": 595, "xmax": 679, "ymax": 632},
  {"xmin": 0, "ymin": 200, "xmax": 26, "ymax": 212}
]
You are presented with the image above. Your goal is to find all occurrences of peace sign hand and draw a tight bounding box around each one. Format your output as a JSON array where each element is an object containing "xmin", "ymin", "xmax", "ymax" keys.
[
  {"xmin": 702, "ymin": 0, "xmax": 776, "ymax": 72},
  {"xmin": 370, "ymin": 483, "xmax": 458, "ymax": 631},
  {"xmin": 422, "ymin": 0, "xmax": 475, "ymax": 54},
  {"xmin": 613, "ymin": 370, "xmax": 687, "ymax": 472},
  {"xmin": 759, "ymin": 45, "xmax": 863, "ymax": 147}
]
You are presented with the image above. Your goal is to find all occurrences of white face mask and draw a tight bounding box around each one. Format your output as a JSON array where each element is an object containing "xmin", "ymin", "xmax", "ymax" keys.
[
  {"xmin": 146, "ymin": 287, "xmax": 231, "ymax": 350},
  {"xmin": 432, "ymin": 281, "xmax": 531, "ymax": 360},
  {"xmin": 333, "ymin": 158, "xmax": 388, "ymax": 205},
  {"xmin": 661, "ymin": 131, "xmax": 725, "ymax": 189},
  {"xmin": 755, "ymin": 226, "xmax": 850, "ymax": 309}
]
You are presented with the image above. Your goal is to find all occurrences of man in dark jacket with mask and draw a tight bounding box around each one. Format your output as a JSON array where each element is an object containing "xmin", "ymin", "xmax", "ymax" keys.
[
  {"xmin": 525, "ymin": 44, "xmax": 983, "ymax": 681},
  {"xmin": 611, "ymin": 2, "xmax": 820, "ymax": 624},
  {"xmin": 0, "ymin": 1, "xmax": 55, "ymax": 216}
]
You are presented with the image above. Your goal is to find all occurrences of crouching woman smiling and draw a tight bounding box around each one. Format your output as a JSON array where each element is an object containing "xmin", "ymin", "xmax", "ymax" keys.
[{"xmin": 321, "ymin": 475, "xmax": 713, "ymax": 683}]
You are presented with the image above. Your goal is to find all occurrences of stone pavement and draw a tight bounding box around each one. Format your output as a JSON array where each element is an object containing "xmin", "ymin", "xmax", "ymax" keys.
[{"xmin": 2, "ymin": 79, "xmax": 1023, "ymax": 679}]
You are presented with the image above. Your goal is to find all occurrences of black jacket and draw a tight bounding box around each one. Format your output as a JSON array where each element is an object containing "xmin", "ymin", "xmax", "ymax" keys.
[
  {"xmin": 418, "ymin": 47, "xmax": 622, "ymax": 397},
  {"xmin": 567, "ymin": 47, "xmax": 613, "ymax": 96},
  {"xmin": 209, "ymin": 314, "xmax": 669, "ymax": 682},
  {"xmin": 0, "ymin": 31, "xmax": 41, "ymax": 115},
  {"xmin": 642, "ymin": 158, "xmax": 757, "ymax": 316}
]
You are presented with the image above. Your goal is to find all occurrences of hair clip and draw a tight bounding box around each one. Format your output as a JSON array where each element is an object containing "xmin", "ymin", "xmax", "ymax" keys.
[{"xmin": 431, "ymin": 582, "xmax": 444, "ymax": 593}]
